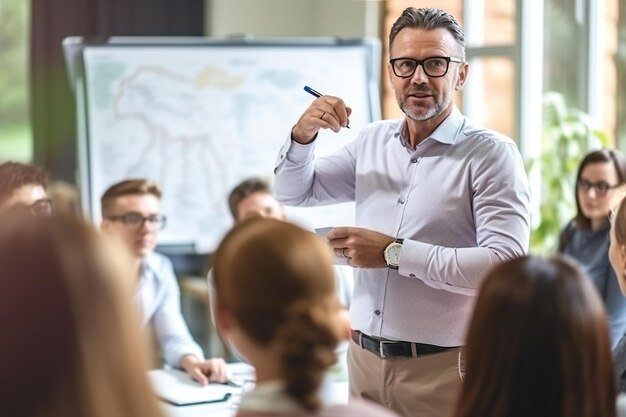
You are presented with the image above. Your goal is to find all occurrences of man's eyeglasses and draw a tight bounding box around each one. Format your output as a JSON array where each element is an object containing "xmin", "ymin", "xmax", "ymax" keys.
[
  {"xmin": 577, "ymin": 179, "xmax": 621, "ymax": 196},
  {"xmin": 389, "ymin": 56, "xmax": 462, "ymax": 78},
  {"xmin": 29, "ymin": 198, "xmax": 53, "ymax": 217},
  {"xmin": 107, "ymin": 212, "xmax": 167, "ymax": 230}
]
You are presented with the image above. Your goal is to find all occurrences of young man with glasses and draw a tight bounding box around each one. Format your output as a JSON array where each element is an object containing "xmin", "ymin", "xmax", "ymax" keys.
[
  {"xmin": 0, "ymin": 161, "xmax": 52, "ymax": 216},
  {"xmin": 273, "ymin": 7, "xmax": 530, "ymax": 417},
  {"xmin": 100, "ymin": 179, "xmax": 228, "ymax": 385}
]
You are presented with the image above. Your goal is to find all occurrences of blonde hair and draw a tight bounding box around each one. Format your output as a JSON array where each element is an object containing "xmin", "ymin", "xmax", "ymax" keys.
[
  {"xmin": 213, "ymin": 218, "xmax": 343, "ymax": 411},
  {"xmin": 0, "ymin": 211, "xmax": 164, "ymax": 417},
  {"xmin": 100, "ymin": 179, "xmax": 162, "ymax": 216}
]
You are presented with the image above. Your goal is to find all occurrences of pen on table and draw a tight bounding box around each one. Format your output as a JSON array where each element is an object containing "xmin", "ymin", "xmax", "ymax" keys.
[{"xmin": 303, "ymin": 85, "xmax": 350, "ymax": 129}]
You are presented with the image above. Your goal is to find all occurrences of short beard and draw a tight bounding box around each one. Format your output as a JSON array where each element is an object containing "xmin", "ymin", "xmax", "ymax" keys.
[
  {"xmin": 402, "ymin": 102, "xmax": 444, "ymax": 121},
  {"xmin": 398, "ymin": 86, "xmax": 454, "ymax": 122}
]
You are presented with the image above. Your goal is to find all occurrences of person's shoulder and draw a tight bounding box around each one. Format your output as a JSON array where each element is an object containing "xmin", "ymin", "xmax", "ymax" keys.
[
  {"xmin": 460, "ymin": 116, "xmax": 517, "ymax": 147},
  {"xmin": 235, "ymin": 401, "xmax": 400, "ymax": 417},
  {"xmin": 322, "ymin": 400, "xmax": 400, "ymax": 417},
  {"xmin": 144, "ymin": 252, "xmax": 175, "ymax": 276},
  {"xmin": 146, "ymin": 251, "xmax": 172, "ymax": 265}
]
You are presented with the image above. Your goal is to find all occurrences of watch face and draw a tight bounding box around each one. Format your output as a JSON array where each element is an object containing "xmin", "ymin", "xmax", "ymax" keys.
[
  {"xmin": 385, "ymin": 242, "xmax": 401, "ymax": 266},
  {"xmin": 389, "ymin": 243, "xmax": 401, "ymax": 263}
]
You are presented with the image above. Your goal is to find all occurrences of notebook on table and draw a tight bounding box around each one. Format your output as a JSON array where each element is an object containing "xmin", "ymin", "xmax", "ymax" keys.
[{"xmin": 148, "ymin": 369, "xmax": 236, "ymax": 406}]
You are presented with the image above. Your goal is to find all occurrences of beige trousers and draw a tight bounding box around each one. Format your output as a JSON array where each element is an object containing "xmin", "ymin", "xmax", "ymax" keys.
[{"xmin": 348, "ymin": 339, "xmax": 462, "ymax": 417}]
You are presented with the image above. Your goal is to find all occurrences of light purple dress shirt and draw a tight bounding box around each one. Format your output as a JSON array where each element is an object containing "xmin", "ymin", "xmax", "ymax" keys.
[
  {"xmin": 273, "ymin": 107, "xmax": 530, "ymax": 346},
  {"xmin": 136, "ymin": 252, "xmax": 204, "ymax": 367}
]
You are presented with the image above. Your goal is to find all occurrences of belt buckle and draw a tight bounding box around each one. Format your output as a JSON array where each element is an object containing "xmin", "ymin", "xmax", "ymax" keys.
[{"xmin": 379, "ymin": 340, "xmax": 391, "ymax": 358}]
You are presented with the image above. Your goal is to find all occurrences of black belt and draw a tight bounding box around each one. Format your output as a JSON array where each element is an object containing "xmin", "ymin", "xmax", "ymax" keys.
[{"xmin": 351, "ymin": 329, "xmax": 454, "ymax": 358}]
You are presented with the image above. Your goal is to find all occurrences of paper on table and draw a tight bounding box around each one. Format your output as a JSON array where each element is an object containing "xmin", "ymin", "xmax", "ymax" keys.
[
  {"xmin": 227, "ymin": 362, "xmax": 256, "ymax": 385},
  {"xmin": 315, "ymin": 227, "xmax": 349, "ymax": 266},
  {"xmin": 148, "ymin": 369, "xmax": 236, "ymax": 406}
]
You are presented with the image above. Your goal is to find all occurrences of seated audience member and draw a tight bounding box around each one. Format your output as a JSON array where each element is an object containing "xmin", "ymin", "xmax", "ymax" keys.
[
  {"xmin": 48, "ymin": 180, "xmax": 81, "ymax": 214},
  {"xmin": 100, "ymin": 179, "xmax": 227, "ymax": 384},
  {"xmin": 227, "ymin": 177, "xmax": 353, "ymax": 308},
  {"xmin": 212, "ymin": 218, "xmax": 399, "ymax": 417},
  {"xmin": 608, "ymin": 191, "xmax": 626, "ymax": 392},
  {"xmin": 0, "ymin": 161, "xmax": 51, "ymax": 215},
  {"xmin": 559, "ymin": 149, "xmax": 626, "ymax": 345},
  {"xmin": 0, "ymin": 211, "xmax": 164, "ymax": 417},
  {"xmin": 453, "ymin": 255, "xmax": 617, "ymax": 417}
]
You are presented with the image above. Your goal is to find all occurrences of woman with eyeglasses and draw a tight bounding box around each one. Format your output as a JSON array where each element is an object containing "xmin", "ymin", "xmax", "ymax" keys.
[{"xmin": 558, "ymin": 149, "xmax": 626, "ymax": 346}]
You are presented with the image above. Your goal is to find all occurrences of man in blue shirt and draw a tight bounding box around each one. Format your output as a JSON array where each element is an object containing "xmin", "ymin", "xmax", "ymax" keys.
[{"xmin": 101, "ymin": 178, "xmax": 228, "ymax": 384}]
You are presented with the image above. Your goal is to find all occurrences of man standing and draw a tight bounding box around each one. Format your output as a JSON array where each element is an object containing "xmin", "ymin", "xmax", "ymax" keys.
[
  {"xmin": 101, "ymin": 179, "xmax": 228, "ymax": 384},
  {"xmin": 273, "ymin": 7, "xmax": 530, "ymax": 417},
  {"xmin": 0, "ymin": 161, "xmax": 51, "ymax": 215}
]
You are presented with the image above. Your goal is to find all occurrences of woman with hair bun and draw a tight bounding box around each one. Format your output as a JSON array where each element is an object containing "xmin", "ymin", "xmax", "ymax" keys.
[{"xmin": 212, "ymin": 218, "xmax": 398, "ymax": 417}]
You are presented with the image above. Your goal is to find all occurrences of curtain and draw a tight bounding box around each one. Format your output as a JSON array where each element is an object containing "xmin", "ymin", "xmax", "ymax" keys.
[{"xmin": 30, "ymin": 0, "xmax": 205, "ymax": 182}]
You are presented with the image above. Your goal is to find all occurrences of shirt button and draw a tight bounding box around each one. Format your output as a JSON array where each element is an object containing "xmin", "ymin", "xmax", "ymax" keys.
[
  {"xmin": 374, "ymin": 309, "xmax": 381, "ymax": 316},
  {"xmin": 410, "ymin": 157, "xmax": 418, "ymax": 163},
  {"xmin": 280, "ymin": 154, "xmax": 284, "ymax": 159},
  {"xmin": 410, "ymin": 273, "xmax": 416, "ymax": 278},
  {"xmin": 398, "ymin": 197, "xmax": 406, "ymax": 204}
]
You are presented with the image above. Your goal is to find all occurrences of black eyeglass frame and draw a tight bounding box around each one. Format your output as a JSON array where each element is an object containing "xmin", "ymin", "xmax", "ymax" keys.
[
  {"xmin": 29, "ymin": 198, "xmax": 53, "ymax": 216},
  {"xmin": 389, "ymin": 56, "xmax": 463, "ymax": 79},
  {"xmin": 576, "ymin": 179, "xmax": 621, "ymax": 196},
  {"xmin": 106, "ymin": 212, "xmax": 167, "ymax": 230}
]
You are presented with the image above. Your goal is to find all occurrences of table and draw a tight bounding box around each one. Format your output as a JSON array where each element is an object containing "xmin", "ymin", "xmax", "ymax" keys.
[{"xmin": 150, "ymin": 363, "xmax": 349, "ymax": 417}]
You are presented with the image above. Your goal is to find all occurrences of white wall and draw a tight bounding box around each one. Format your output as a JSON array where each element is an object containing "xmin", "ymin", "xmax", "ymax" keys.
[{"xmin": 206, "ymin": 0, "xmax": 382, "ymax": 39}]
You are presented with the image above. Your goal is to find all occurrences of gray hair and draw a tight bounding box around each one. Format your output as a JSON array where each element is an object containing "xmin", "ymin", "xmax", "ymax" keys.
[{"xmin": 389, "ymin": 8, "xmax": 465, "ymax": 60}]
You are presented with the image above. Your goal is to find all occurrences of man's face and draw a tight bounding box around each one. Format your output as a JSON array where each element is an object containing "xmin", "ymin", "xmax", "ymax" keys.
[
  {"xmin": 388, "ymin": 27, "xmax": 467, "ymax": 123},
  {"xmin": 236, "ymin": 191, "xmax": 286, "ymax": 222},
  {"xmin": 101, "ymin": 194, "xmax": 161, "ymax": 258},
  {"xmin": 0, "ymin": 184, "xmax": 51, "ymax": 216}
]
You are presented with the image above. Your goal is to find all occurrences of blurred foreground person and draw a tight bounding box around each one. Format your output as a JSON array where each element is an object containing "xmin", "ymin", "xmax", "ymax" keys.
[
  {"xmin": 0, "ymin": 211, "xmax": 165, "ymax": 417},
  {"xmin": 453, "ymin": 255, "xmax": 616, "ymax": 417}
]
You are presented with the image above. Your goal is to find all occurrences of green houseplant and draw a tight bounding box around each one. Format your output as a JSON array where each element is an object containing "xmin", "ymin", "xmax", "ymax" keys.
[{"xmin": 527, "ymin": 92, "xmax": 610, "ymax": 254}]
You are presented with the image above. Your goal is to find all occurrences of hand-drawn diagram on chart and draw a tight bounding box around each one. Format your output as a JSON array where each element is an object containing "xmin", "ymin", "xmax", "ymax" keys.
[{"xmin": 82, "ymin": 44, "xmax": 376, "ymax": 250}]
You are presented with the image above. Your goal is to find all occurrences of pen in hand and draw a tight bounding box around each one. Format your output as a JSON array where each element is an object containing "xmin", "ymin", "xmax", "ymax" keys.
[{"xmin": 303, "ymin": 86, "xmax": 350, "ymax": 129}]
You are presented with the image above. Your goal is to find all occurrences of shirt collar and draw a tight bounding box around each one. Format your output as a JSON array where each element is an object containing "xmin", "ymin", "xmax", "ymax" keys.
[
  {"xmin": 238, "ymin": 377, "xmax": 341, "ymax": 413},
  {"xmin": 395, "ymin": 106, "xmax": 465, "ymax": 147},
  {"xmin": 238, "ymin": 380, "xmax": 303, "ymax": 413}
]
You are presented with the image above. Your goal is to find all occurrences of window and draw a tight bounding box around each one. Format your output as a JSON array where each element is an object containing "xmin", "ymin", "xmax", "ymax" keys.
[
  {"xmin": 382, "ymin": 0, "xmax": 542, "ymax": 159},
  {"xmin": 0, "ymin": 0, "xmax": 31, "ymax": 162}
]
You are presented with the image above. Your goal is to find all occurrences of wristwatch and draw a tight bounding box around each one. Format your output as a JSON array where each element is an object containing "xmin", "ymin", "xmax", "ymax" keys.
[{"xmin": 384, "ymin": 238, "xmax": 404, "ymax": 269}]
